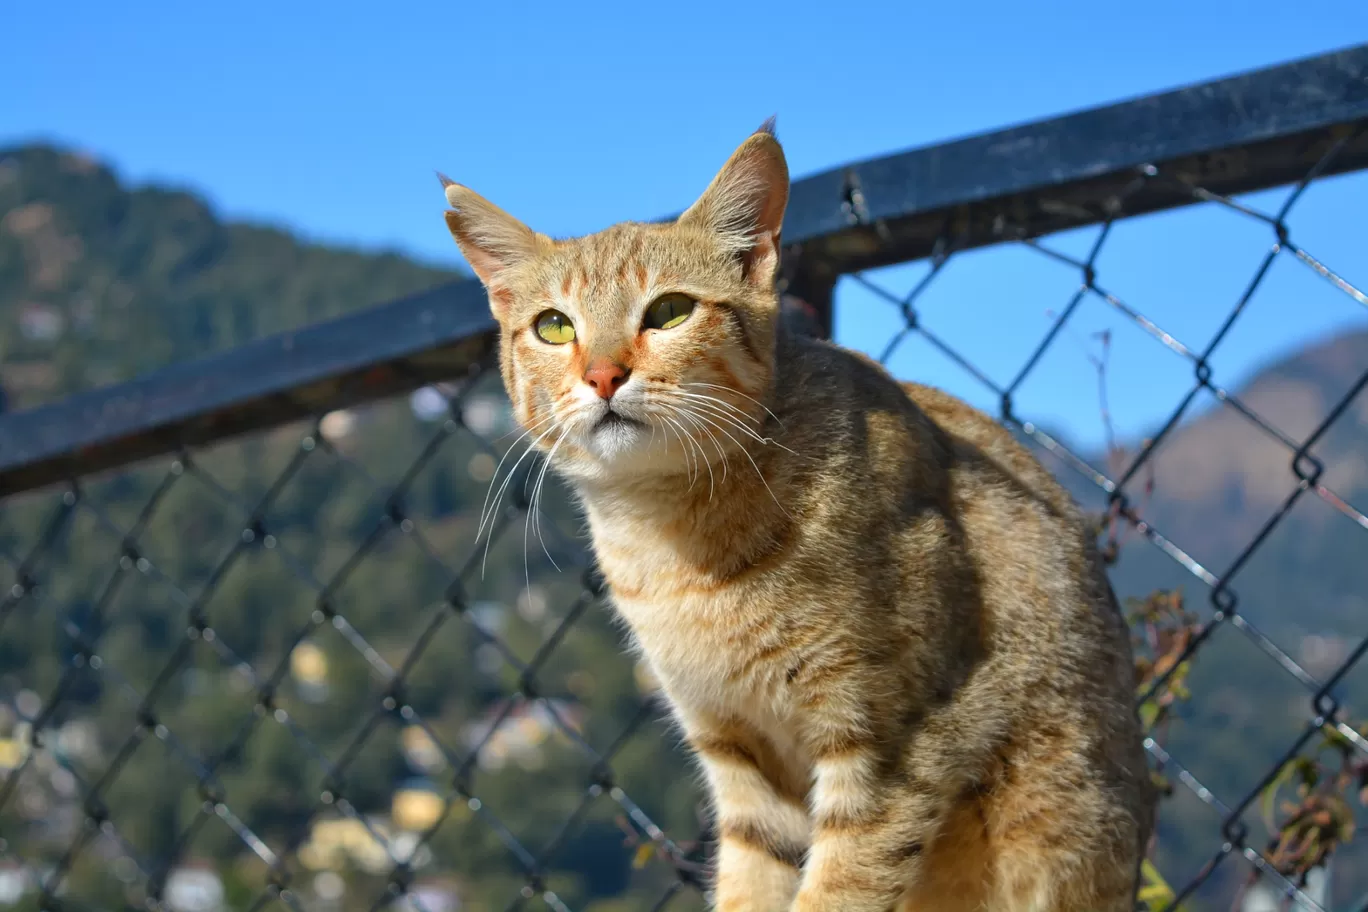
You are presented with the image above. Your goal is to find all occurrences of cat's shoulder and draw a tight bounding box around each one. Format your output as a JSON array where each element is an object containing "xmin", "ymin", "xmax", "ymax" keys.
[
  {"xmin": 776, "ymin": 332, "xmax": 1079, "ymax": 519},
  {"xmin": 776, "ymin": 332, "xmax": 917, "ymax": 407}
]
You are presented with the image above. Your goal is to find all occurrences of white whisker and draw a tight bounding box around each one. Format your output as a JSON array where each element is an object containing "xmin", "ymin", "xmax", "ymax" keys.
[
  {"xmin": 683, "ymin": 381, "xmax": 785, "ymax": 428},
  {"xmin": 674, "ymin": 404, "xmax": 792, "ymax": 520},
  {"xmin": 656, "ymin": 416, "xmax": 687, "ymax": 478},
  {"xmin": 524, "ymin": 429, "xmax": 567, "ymax": 592},
  {"xmin": 675, "ymin": 406, "xmax": 729, "ymax": 488},
  {"xmin": 665, "ymin": 392, "xmax": 798, "ymax": 457},
  {"xmin": 660, "ymin": 415, "xmax": 700, "ymax": 488},
  {"xmin": 673, "ymin": 388, "xmax": 758, "ymax": 423},
  {"xmin": 478, "ymin": 413, "xmax": 557, "ymax": 535},
  {"xmin": 669, "ymin": 390, "xmax": 758, "ymax": 429},
  {"xmin": 479, "ymin": 420, "xmax": 562, "ymax": 577},
  {"xmin": 668, "ymin": 406, "xmax": 718, "ymax": 501},
  {"xmin": 672, "ymin": 394, "xmax": 766, "ymax": 439},
  {"xmin": 479, "ymin": 424, "xmax": 553, "ymax": 542},
  {"xmin": 531, "ymin": 433, "xmax": 566, "ymax": 570}
]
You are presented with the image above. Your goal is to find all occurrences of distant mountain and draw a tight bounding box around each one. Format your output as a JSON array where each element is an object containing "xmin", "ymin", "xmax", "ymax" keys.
[
  {"xmin": 1043, "ymin": 327, "xmax": 1368, "ymax": 640},
  {"xmin": 0, "ymin": 143, "xmax": 462, "ymax": 411},
  {"xmin": 1023, "ymin": 327, "xmax": 1368, "ymax": 904}
]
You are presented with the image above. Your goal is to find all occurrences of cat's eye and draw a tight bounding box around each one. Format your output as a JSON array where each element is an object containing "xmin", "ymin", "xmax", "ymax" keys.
[
  {"xmin": 643, "ymin": 293, "xmax": 696, "ymax": 331},
  {"xmin": 534, "ymin": 309, "xmax": 576, "ymax": 345}
]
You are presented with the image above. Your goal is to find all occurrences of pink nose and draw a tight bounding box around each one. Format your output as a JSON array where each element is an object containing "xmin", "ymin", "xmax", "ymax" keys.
[{"xmin": 583, "ymin": 360, "xmax": 630, "ymax": 400}]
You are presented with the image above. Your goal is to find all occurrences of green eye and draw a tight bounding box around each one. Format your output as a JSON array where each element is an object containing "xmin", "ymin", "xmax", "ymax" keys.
[
  {"xmin": 534, "ymin": 309, "xmax": 576, "ymax": 344},
  {"xmin": 643, "ymin": 293, "xmax": 696, "ymax": 331}
]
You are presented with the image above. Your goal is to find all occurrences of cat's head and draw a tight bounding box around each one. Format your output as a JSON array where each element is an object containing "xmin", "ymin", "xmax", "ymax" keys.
[{"xmin": 442, "ymin": 120, "xmax": 789, "ymax": 483}]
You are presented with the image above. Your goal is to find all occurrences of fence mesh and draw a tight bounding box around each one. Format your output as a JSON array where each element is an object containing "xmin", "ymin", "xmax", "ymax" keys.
[
  {"xmin": 0, "ymin": 359, "xmax": 719, "ymax": 912},
  {"xmin": 2, "ymin": 130, "xmax": 1368, "ymax": 912}
]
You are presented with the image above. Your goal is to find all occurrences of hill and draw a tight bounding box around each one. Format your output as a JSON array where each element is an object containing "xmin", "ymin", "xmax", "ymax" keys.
[
  {"xmin": 0, "ymin": 144, "xmax": 460, "ymax": 412},
  {"xmin": 1038, "ymin": 326, "xmax": 1368, "ymax": 637},
  {"xmin": 1107, "ymin": 327, "xmax": 1367, "ymax": 634},
  {"xmin": 1026, "ymin": 326, "xmax": 1368, "ymax": 904}
]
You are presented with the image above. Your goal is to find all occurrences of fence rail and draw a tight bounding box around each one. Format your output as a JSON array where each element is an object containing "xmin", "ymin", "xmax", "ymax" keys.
[{"xmin": 2, "ymin": 44, "xmax": 1367, "ymax": 912}]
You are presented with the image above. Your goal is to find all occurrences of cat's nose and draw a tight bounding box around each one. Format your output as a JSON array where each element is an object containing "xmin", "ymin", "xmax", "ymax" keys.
[{"xmin": 583, "ymin": 360, "xmax": 631, "ymax": 400}]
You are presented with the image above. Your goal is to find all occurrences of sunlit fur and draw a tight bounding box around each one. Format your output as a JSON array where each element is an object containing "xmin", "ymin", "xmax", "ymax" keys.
[{"xmin": 443, "ymin": 121, "xmax": 1155, "ymax": 912}]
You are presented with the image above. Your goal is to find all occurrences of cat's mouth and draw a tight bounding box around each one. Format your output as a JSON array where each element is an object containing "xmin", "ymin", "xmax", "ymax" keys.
[
  {"xmin": 594, "ymin": 410, "xmax": 646, "ymax": 431},
  {"xmin": 580, "ymin": 405, "xmax": 652, "ymax": 460}
]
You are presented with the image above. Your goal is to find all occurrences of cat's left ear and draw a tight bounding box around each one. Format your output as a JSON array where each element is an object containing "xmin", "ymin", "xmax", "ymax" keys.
[
  {"xmin": 677, "ymin": 116, "xmax": 789, "ymax": 289},
  {"xmin": 439, "ymin": 175, "xmax": 543, "ymax": 313}
]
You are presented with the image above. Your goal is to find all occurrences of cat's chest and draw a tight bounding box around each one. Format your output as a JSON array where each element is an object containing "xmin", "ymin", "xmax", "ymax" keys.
[
  {"xmin": 606, "ymin": 574, "xmax": 797, "ymax": 719},
  {"xmin": 584, "ymin": 502, "xmax": 815, "ymax": 718}
]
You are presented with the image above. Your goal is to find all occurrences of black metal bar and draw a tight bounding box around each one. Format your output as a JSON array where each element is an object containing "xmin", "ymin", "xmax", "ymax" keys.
[
  {"xmin": 0, "ymin": 281, "xmax": 497, "ymax": 496},
  {"xmin": 782, "ymin": 42, "xmax": 1368, "ymax": 276},
  {"xmin": 2, "ymin": 44, "xmax": 1366, "ymax": 499}
]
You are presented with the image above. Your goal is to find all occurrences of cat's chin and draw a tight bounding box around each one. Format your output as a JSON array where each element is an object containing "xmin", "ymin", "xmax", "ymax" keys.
[{"xmin": 581, "ymin": 412, "xmax": 652, "ymax": 463}]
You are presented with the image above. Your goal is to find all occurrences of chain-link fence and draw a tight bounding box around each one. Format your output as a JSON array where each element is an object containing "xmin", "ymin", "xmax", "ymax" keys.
[{"xmin": 2, "ymin": 47, "xmax": 1367, "ymax": 912}]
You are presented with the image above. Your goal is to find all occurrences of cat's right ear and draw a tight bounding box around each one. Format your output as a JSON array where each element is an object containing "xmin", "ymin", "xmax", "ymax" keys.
[
  {"xmin": 439, "ymin": 174, "xmax": 540, "ymax": 312},
  {"xmin": 676, "ymin": 118, "xmax": 789, "ymax": 290}
]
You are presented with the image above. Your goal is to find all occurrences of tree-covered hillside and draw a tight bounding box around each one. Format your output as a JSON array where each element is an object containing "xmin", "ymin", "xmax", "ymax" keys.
[{"xmin": 0, "ymin": 144, "xmax": 460, "ymax": 411}]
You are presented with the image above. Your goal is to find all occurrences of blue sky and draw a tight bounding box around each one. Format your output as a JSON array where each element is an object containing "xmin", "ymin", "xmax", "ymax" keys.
[{"xmin": 3, "ymin": 0, "xmax": 1365, "ymax": 451}]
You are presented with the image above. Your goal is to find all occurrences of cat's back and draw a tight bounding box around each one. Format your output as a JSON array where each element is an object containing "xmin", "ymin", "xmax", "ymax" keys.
[
  {"xmin": 899, "ymin": 379, "xmax": 1085, "ymax": 527},
  {"xmin": 778, "ymin": 334, "xmax": 1084, "ymax": 534},
  {"xmin": 778, "ymin": 335, "xmax": 1120, "ymax": 646},
  {"xmin": 897, "ymin": 376, "xmax": 1125, "ymax": 649}
]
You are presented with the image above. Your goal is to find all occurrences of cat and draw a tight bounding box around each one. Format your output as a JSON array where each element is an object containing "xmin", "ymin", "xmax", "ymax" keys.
[{"xmin": 440, "ymin": 119, "xmax": 1155, "ymax": 912}]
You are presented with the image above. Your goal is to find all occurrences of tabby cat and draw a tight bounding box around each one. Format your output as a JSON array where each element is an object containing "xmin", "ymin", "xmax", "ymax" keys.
[{"xmin": 440, "ymin": 120, "xmax": 1154, "ymax": 911}]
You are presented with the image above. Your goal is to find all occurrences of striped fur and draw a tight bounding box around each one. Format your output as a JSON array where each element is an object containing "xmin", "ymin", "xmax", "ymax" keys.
[{"xmin": 442, "ymin": 122, "xmax": 1154, "ymax": 911}]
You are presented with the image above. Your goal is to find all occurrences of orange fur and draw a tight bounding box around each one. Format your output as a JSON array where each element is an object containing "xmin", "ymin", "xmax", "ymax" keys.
[{"xmin": 442, "ymin": 120, "xmax": 1154, "ymax": 912}]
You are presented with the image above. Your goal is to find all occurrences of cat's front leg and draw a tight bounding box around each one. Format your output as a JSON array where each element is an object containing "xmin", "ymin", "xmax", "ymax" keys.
[
  {"xmin": 682, "ymin": 714, "xmax": 809, "ymax": 912},
  {"xmin": 790, "ymin": 726, "xmax": 942, "ymax": 912}
]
